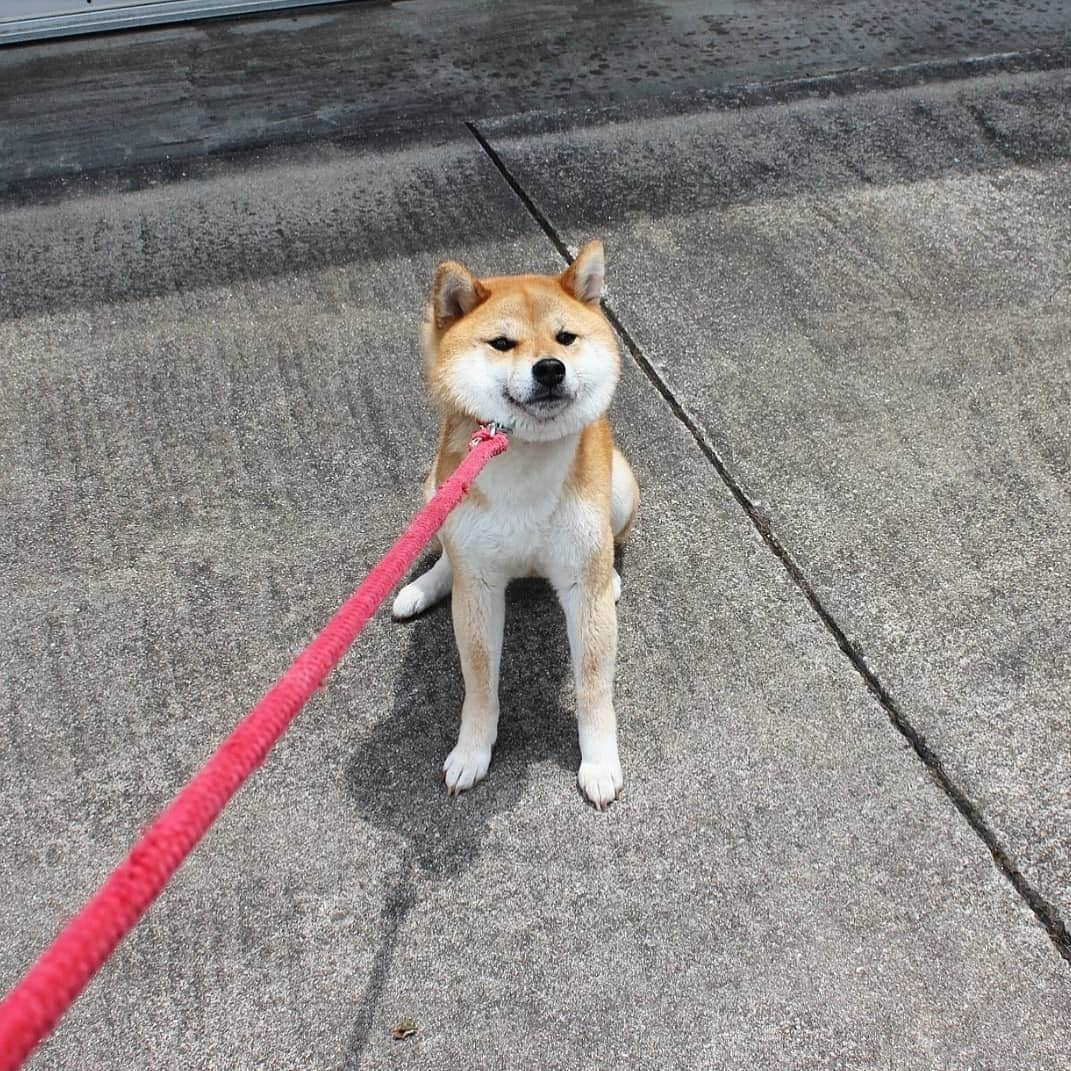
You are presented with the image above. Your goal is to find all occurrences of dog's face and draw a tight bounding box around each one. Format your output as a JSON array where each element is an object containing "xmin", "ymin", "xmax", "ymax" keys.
[{"xmin": 424, "ymin": 241, "xmax": 620, "ymax": 443}]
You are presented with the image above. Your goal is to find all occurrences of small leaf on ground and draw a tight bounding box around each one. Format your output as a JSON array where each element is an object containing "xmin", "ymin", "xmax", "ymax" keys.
[{"xmin": 391, "ymin": 1017, "xmax": 419, "ymax": 1041}]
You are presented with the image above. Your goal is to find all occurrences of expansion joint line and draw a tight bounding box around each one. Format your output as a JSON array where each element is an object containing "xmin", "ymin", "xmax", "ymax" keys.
[{"xmin": 465, "ymin": 119, "xmax": 1071, "ymax": 968}]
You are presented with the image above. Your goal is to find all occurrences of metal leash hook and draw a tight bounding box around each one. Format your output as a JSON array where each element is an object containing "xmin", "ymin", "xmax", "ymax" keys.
[{"xmin": 469, "ymin": 422, "xmax": 510, "ymax": 450}]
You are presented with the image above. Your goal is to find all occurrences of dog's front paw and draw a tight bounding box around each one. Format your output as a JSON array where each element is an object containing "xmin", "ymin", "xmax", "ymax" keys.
[
  {"xmin": 577, "ymin": 760, "xmax": 623, "ymax": 811},
  {"xmin": 442, "ymin": 743, "xmax": 492, "ymax": 796},
  {"xmin": 392, "ymin": 581, "xmax": 430, "ymax": 621}
]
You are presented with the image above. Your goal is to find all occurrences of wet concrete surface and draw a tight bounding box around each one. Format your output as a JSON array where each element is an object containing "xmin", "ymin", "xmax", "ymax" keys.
[{"xmin": 3, "ymin": 0, "xmax": 1071, "ymax": 190}]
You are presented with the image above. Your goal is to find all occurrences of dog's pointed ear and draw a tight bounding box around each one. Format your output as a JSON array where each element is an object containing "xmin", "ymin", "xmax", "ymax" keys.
[
  {"xmin": 433, "ymin": 260, "xmax": 488, "ymax": 329},
  {"xmin": 560, "ymin": 240, "xmax": 605, "ymax": 305}
]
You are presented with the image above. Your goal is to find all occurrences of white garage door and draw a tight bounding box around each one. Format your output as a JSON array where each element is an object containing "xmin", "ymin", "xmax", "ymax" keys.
[{"xmin": 0, "ymin": 0, "xmax": 349, "ymax": 44}]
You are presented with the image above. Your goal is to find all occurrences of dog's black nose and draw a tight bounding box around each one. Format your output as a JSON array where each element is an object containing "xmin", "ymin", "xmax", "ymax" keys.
[{"xmin": 532, "ymin": 357, "xmax": 566, "ymax": 388}]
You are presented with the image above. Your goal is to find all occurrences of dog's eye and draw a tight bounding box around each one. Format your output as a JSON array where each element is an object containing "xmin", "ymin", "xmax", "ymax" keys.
[
  {"xmin": 488, "ymin": 336, "xmax": 516, "ymax": 352},
  {"xmin": 556, "ymin": 330, "xmax": 577, "ymax": 346}
]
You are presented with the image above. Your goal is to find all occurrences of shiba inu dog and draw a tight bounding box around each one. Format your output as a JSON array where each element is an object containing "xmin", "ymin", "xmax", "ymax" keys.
[{"xmin": 392, "ymin": 240, "xmax": 638, "ymax": 810}]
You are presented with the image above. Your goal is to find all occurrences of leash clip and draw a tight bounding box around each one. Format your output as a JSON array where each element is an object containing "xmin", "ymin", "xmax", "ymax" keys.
[{"xmin": 470, "ymin": 422, "xmax": 509, "ymax": 449}]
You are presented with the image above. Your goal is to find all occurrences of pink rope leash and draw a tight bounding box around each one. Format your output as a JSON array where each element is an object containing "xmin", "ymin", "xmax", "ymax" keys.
[{"xmin": 0, "ymin": 426, "xmax": 508, "ymax": 1071}]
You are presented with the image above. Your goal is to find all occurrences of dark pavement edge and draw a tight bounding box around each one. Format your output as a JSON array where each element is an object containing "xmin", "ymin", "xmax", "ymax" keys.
[{"xmin": 3, "ymin": 38, "xmax": 1071, "ymax": 210}]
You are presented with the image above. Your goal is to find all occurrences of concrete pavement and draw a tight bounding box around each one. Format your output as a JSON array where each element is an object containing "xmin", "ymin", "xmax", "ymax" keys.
[
  {"xmin": 1, "ymin": 4, "xmax": 1069, "ymax": 1068},
  {"xmin": 479, "ymin": 61, "xmax": 1071, "ymax": 933}
]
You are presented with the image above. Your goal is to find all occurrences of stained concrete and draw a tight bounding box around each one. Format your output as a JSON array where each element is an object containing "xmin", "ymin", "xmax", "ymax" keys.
[
  {"xmin": 3, "ymin": 0, "xmax": 1071, "ymax": 192},
  {"xmin": 480, "ymin": 64, "xmax": 1071, "ymax": 930}
]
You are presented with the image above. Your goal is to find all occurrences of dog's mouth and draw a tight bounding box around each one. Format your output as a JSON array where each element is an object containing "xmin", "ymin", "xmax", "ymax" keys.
[{"xmin": 504, "ymin": 387, "xmax": 574, "ymax": 419}]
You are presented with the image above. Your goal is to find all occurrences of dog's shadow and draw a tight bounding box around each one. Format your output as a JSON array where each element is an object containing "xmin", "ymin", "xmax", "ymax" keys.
[
  {"xmin": 345, "ymin": 576, "xmax": 579, "ymax": 874},
  {"xmin": 341, "ymin": 574, "xmax": 577, "ymax": 1066}
]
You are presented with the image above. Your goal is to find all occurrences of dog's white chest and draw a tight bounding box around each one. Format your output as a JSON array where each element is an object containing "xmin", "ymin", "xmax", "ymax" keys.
[{"xmin": 443, "ymin": 434, "xmax": 593, "ymax": 578}]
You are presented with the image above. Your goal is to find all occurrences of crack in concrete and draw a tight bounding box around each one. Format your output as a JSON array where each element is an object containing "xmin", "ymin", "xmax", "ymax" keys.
[
  {"xmin": 465, "ymin": 119, "xmax": 1071, "ymax": 970},
  {"xmin": 343, "ymin": 851, "xmax": 418, "ymax": 1070}
]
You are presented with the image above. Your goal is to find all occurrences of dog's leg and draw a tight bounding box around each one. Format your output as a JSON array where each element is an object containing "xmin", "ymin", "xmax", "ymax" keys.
[
  {"xmin": 392, "ymin": 473, "xmax": 454, "ymax": 620},
  {"xmin": 610, "ymin": 448, "xmax": 638, "ymax": 604},
  {"xmin": 392, "ymin": 552, "xmax": 453, "ymax": 620},
  {"xmin": 443, "ymin": 571, "xmax": 505, "ymax": 795},
  {"xmin": 610, "ymin": 447, "xmax": 639, "ymax": 545},
  {"xmin": 555, "ymin": 553, "xmax": 622, "ymax": 811}
]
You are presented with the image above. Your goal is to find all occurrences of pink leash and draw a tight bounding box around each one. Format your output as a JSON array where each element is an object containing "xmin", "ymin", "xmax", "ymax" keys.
[{"xmin": 0, "ymin": 425, "xmax": 509, "ymax": 1071}]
